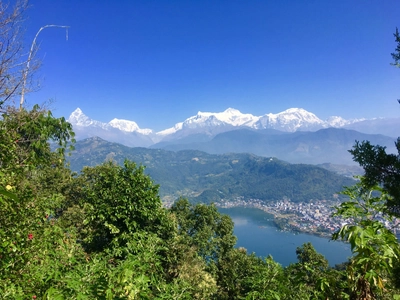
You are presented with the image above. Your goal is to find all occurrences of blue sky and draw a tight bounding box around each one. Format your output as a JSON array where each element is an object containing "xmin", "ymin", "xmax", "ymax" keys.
[{"xmin": 23, "ymin": 0, "xmax": 400, "ymax": 131}]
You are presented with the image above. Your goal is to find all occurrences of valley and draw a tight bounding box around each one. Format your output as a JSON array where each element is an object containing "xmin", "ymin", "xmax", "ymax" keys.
[{"xmin": 68, "ymin": 137, "xmax": 355, "ymax": 206}]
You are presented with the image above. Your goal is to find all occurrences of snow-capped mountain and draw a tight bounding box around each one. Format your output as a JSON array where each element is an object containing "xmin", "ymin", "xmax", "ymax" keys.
[
  {"xmin": 255, "ymin": 108, "xmax": 324, "ymax": 131},
  {"xmin": 68, "ymin": 108, "xmax": 109, "ymax": 129},
  {"xmin": 67, "ymin": 107, "xmax": 397, "ymax": 148},
  {"xmin": 157, "ymin": 108, "xmax": 258, "ymax": 136},
  {"xmin": 326, "ymin": 116, "xmax": 365, "ymax": 127},
  {"xmin": 108, "ymin": 119, "xmax": 153, "ymax": 135},
  {"xmin": 66, "ymin": 107, "xmax": 399, "ymax": 166},
  {"xmin": 184, "ymin": 108, "xmax": 259, "ymax": 128},
  {"xmin": 68, "ymin": 108, "xmax": 153, "ymax": 134},
  {"xmin": 157, "ymin": 122, "xmax": 184, "ymax": 136},
  {"xmin": 159, "ymin": 107, "xmax": 360, "ymax": 134},
  {"xmin": 68, "ymin": 108, "xmax": 154, "ymax": 147}
]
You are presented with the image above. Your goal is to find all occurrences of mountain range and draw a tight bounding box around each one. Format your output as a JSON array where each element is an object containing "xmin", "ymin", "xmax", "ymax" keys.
[{"xmin": 68, "ymin": 107, "xmax": 399, "ymax": 165}]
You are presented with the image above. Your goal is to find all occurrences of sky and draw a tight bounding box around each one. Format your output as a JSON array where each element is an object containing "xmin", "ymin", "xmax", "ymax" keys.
[{"xmin": 19, "ymin": 0, "xmax": 400, "ymax": 131}]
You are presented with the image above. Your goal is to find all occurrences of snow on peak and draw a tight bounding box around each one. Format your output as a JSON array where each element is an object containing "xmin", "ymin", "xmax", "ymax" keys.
[
  {"xmin": 71, "ymin": 107, "xmax": 83, "ymax": 116},
  {"xmin": 68, "ymin": 108, "xmax": 152, "ymax": 135},
  {"xmin": 276, "ymin": 108, "xmax": 322, "ymax": 122},
  {"xmin": 109, "ymin": 118, "xmax": 153, "ymax": 135},
  {"xmin": 157, "ymin": 122, "xmax": 183, "ymax": 136},
  {"xmin": 68, "ymin": 108, "xmax": 107, "ymax": 128},
  {"xmin": 181, "ymin": 108, "xmax": 259, "ymax": 128},
  {"xmin": 255, "ymin": 108, "xmax": 324, "ymax": 132},
  {"xmin": 223, "ymin": 107, "xmax": 241, "ymax": 114},
  {"xmin": 326, "ymin": 116, "xmax": 349, "ymax": 127},
  {"xmin": 109, "ymin": 118, "xmax": 139, "ymax": 131},
  {"xmin": 155, "ymin": 108, "xmax": 258, "ymax": 135},
  {"xmin": 68, "ymin": 106, "xmax": 369, "ymax": 138},
  {"xmin": 68, "ymin": 107, "xmax": 85, "ymax": 124}
]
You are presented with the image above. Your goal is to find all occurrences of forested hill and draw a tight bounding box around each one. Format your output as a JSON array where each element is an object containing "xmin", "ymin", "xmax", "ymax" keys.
[{"xmin": 68, "ymin": 137, "xmax": 355, "ymax": 203}]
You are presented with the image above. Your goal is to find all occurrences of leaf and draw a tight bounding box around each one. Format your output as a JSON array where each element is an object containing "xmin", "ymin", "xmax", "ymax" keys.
[{"xmin": 0, "ymin": 186, "xmax": 18, "ymax": 200}]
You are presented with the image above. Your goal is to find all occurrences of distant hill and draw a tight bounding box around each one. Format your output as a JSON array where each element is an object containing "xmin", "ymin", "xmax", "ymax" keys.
[
  {"xmin": 344, "ymin": 117, "xmax": 400, "ymax": 138},
  {"xmin": 152, "ymin": 127, "xmax": 397, "ymax": 165},
  {"xmin": 68, "ymin": 137, "xmax": 355, "ymax": 204},
  {"xmin": 317, "ymin": 163, "xmax": 363, "ymax": 178}
]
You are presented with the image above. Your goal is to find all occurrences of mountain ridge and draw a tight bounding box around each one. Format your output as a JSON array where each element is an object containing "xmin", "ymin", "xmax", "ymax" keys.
[
  {"xmin": 152, "ymin": 127, "xmax": 397, "ymax": 165},
  {"xmin": 68, "ymin": 107, "xmax": 366, "ymax": 136},
  {"xmin": 67, "ymin": 107, "xmax": 386, "ymax": 149},
  {"xmin": 68, "ymin": 137, "xmax": 355, "ymax": 204}
]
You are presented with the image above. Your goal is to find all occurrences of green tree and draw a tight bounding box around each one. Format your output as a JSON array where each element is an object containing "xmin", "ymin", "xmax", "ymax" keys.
[
  {"xmin": 216, "ymin": 248, "xmax": 298, "ymax": 300},
  {"xmin": 66, "ymin": 159, "xmax": 171, "ymax": 253},
  {"xmin": 170, "ymin": 198, "xmax": 236, "ymax": 267},
  {"xmin": 0, "ymin": 106, "xmax": 81, "ymax": 298},
  {"xmin": 296, "ymin": 242, "xmax": 328, "ymax": 268},
  {"xmin": 350, "ymin": 140, "xmax": 400, "ymax": 216},
  {"xmin": 286, "ymin": 242, "xmax": 347, "ymax": 299},
  {"xmin": 332, "ymin": 182, "xmax": 400, "ymax": 299},
  {"xmin": 216, "ymin": 248, "xmax": 265, "ymax": 299}
]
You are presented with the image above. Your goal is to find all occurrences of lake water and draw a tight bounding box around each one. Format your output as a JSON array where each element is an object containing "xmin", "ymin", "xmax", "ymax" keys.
[{"xmin": 219, "ymin": 207, "xmax": 352, "ymax": 267}]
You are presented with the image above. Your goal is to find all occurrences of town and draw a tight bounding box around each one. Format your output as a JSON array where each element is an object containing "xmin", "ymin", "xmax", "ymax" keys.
[{"xmin": 217, "ymin": 197, "xmax": 400, "ymax": 238}]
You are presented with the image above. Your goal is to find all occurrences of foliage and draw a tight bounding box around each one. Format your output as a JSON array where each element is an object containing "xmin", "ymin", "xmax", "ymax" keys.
[
  {"xmin": 170, "ymin": 198, "xmax": 236, "ymax": 267},
  {"xmin": 332, "ymin": 182, "xmax": 400, "ymax": 299},
  {"xmin": 286, "ymin": 242, "xmax": 348, "ymax": 300},
  {"xmin": 216, "ymin": 249, "xmax": 295, "ymax": 300},
  {"xmin": 296, "ymin": 242, "xmax": 329, "ymax": 269},
  {"xmin": 0, "ymin": 106, "xmax": 79, "ymax": 298},
  {"xmin": 0, "ymin": 108, "xmax": 219, "ymax": 299},
  {"xmin": 349, "ymin": 140, "xmax": 400, "ymax": 216},
  {"xmin": 0, "ymin": 105, "xmax": 75, "ymax": 173},
  {"xmin": 66, "ymin": 160, "xmax": 171, "ymax": 253},
  {"xmin": 391, "ymin": 27, "xmax": 400, "ymax": 67}
]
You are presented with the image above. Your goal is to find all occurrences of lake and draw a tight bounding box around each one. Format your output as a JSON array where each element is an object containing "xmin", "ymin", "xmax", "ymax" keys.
[{"xmin": 219, "ymin": 207, "xmax": 352, "ymax": 267}]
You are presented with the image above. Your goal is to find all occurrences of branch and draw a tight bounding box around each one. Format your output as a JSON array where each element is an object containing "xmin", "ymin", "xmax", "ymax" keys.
[{"xmin": 19, "ymin": 25, "xmax": 70, "ymax": 110}]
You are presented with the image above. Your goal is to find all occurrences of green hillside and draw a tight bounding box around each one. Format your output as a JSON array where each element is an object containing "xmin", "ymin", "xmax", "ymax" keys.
[{"xmin": 69, "ymin": 137, "xmax": 355, "ymax": 203}]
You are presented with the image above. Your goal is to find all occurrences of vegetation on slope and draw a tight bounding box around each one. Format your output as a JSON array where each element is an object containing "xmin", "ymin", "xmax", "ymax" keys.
[{"xmin": 69, "ymin": 137, "xmax": 354, "ymax": 203}]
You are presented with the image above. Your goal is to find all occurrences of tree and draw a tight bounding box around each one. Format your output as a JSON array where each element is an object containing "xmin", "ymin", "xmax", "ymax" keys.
[
  {"xmin": 391, "ymin": 27, "xmax": 400, "ymax": 68},
  {"xmin": 170, "ymin": 198, "xmax": 237, "ymax": 267},
  {"xmin": 348, "ymin": 28, "xmax": 400, "ymax": 215},
  {"xmin": 329, "ymin": 27, "xmax": 400, "ymax": 300},
  {"xmin": 349, "ymin": 140, "xmax": 400, "ymax": 216},
  {"xmin": 332, "ymin": 182, "xmax": 400, "ymax": 299},
  {"xmin": 285, "ymin": 242, "xmax": 347, "ymax": 299},
  {"xmin": 66, "ymin": 160, "xmax": 171, "ymax": 253},
  {"xmin": 20, "ymin": 24, "xmax": 70, "ymax": 109},
  {"xmin": 295, "ymin": 242, "xmax": 329, "ymax": 268},
  {"xmin": 0, "ymin": 0, "xmax": 29, "ymax": 109},
  {"xmin": 0, "ymin": 106, "xmax": 80, "ymax": 298}
]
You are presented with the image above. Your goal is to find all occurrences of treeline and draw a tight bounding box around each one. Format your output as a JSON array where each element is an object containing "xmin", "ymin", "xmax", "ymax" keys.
[{"xmin": 1, "ymin": 107, "xmax": 400, "ymax": 299}]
